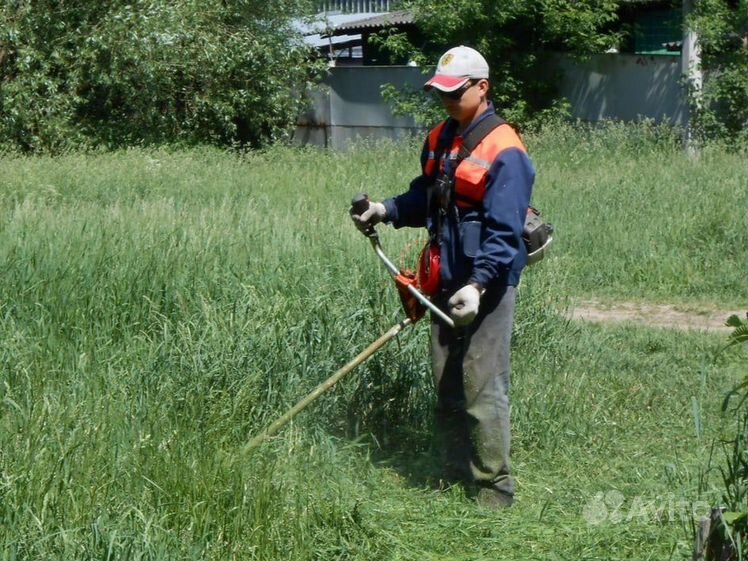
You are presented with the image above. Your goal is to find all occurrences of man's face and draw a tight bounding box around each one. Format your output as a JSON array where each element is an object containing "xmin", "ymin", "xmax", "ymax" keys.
[{"xmin": 438, "ymin": 79, "xmax": 489, "ymax": 123}]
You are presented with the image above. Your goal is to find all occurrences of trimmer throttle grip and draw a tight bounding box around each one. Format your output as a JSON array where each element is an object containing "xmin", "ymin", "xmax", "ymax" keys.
[
  {"xmin": 351, "ymin": 192, "xmax": 380, "ymax": 240},
  {"xmin": 351, "ymin": 193, "xmax": 370, "ymax": 216},
  {"xmin": 351, "ymin": 193, "xmax": 369, "ymax": 212}
]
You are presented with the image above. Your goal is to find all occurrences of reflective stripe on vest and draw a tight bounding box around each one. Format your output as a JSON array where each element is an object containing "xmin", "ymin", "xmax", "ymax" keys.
[
  {"xmin": 454, "ymin": 123, "xmax": 526, "ymax": 208},
  {"xmin": 425, "ymin": 120, "xmax": 527, "ymax": 208}
]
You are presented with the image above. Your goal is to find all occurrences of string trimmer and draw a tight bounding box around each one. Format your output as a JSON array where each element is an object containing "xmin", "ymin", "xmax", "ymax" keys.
[{"xmin": 243, "ymin": 194, "xmax": 451, "ymax": 452}]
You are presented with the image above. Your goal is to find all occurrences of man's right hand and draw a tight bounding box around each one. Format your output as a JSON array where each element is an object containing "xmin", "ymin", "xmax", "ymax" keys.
[{"xmin": 350, "ymin": 201, "xmax": 386, "ymax": 234}]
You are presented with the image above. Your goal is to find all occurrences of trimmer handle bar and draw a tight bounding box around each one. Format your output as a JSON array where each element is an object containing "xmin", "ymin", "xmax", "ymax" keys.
[{"xmin": 351, "ymin": 193, "xmax": 454, "ymax": 328}]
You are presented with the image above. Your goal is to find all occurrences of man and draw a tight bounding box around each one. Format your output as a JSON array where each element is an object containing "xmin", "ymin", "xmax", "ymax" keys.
[{"xmin": 350, "ymin": 46, "xmax": 535, "ymax": 509}]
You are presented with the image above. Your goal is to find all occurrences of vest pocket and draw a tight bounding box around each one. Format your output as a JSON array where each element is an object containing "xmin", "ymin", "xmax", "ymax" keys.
[{"xmin": 460, "ymin": 220, "xmax": 482, "ymax": 258}]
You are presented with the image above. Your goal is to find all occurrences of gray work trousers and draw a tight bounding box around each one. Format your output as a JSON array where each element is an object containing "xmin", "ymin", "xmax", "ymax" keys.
[{"xmin": 431, "ymin": 285, "xmax": 515, "ymax": 496}]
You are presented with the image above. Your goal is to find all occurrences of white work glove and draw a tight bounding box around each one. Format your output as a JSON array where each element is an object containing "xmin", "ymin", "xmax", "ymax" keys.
[
  {"xmin": 448, "ymin": 284, "xmax": 482, "ymax": 327},
  {"xmin": 350, "ymin": 201, "xmax": 387, "ymax": 235}
]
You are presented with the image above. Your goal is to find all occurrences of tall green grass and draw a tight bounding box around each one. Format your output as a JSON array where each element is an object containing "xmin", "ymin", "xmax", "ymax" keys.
[
  {"xmin": 526, "ymin": 120, "xmax": 747, "ymax": 306},
  {"xmin": 0, "ymin": 129, "xmax": 745, "ymax": 560}
]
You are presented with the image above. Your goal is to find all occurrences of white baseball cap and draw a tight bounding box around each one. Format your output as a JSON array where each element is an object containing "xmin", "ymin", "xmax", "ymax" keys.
[{"xmin": 424, "ymin": 46, "xmax": 490, "ymax": 92}]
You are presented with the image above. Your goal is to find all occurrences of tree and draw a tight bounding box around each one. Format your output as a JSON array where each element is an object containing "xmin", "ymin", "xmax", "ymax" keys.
[
  {"xmin": 373, "ymin": 0, "xmax": 620, "ymax": 127},
  {"xmin": 687, "ymin": 0, "xmax": 748, "ymax": 144},
  {"xmin": 0, "ymin": 0, "xmax": 324, "ymax": 152}
]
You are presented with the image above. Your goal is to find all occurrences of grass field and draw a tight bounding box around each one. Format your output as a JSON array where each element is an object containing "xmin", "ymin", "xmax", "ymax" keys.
[{"xmin": 0, "ymin": 125, "xmax": 746, "ymax": 560}]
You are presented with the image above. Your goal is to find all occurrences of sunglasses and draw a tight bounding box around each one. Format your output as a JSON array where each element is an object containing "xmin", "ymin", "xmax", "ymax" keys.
[{"xmin": 437, "ymin": 80, "xmax": 478, "ymax": 101}]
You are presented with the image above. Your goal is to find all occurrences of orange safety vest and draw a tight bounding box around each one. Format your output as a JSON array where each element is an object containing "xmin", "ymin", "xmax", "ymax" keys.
[{"xmin": 424, "ymin": 119, "xmax": 527, "ymax": 209}]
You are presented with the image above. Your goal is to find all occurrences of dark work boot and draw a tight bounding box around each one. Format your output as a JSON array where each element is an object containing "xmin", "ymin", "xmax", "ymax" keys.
[{"xmin": 476, "ymin": 487, "xmax": 514, "ymax": 510}]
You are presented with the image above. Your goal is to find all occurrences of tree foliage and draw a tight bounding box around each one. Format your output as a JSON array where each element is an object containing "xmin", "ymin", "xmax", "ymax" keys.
[
  {"xmin": 687, "ymin": 0, "xmax": 748, "ymax": 144},
  {"xmin": 374, "ymin": 0, "xmax": 620, "ymax": 127},
  {"xmin": 0, "ymin": 0, "xmax": 323, "ymax": 152}
]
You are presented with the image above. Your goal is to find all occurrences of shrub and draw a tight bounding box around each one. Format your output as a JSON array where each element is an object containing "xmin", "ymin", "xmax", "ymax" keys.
[{"xmin": 0, "ymin": 0, "xmax": 324, "ymax": 152}]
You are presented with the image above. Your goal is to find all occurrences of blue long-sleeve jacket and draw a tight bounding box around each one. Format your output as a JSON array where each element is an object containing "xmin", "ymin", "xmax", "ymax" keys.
[{"xmin": 382, "ymin": 104, "xmax": 535, "ymax": 292}]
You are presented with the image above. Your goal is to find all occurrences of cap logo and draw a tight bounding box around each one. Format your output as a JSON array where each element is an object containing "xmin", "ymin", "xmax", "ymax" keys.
[{"xmin": 440, "ymin": 53, "xmax": 454, "ymax": 66}]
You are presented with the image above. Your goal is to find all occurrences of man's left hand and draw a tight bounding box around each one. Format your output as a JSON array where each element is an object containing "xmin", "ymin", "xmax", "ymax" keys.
[{"xmin": 448, "ymin": 284, "xmax": 481, "ymax": 327}]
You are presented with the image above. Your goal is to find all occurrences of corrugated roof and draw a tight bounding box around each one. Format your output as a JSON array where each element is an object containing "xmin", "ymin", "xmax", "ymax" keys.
[
  {"xmin": 294, "ymin": 12, "xmax": 381, "ymax": 35},
  {"xmin": 296, "ymin": 13, "xmax": 383, "ymax": 49},
  {"xmin": 303, "ymin": 32, "xmax": 361, "ymax": 49},
  {"xmin": 328, "ymin": 9, "xmax": 414, "ymax": 34}
]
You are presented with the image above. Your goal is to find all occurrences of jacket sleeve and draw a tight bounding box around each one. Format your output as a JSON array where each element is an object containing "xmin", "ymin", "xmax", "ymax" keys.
[
  {"xmin": 469, "ymin": 147, "xmax": 535, "ymax": 288},
  {"xmin": 382, "ymin": 137, "xmax": 432, "ymax": 229}
]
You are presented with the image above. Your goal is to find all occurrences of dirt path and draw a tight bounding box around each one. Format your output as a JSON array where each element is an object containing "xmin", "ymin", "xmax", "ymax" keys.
[{"xmin": 567, "ymin": 299, "xmax": 745, "ymax": 332}]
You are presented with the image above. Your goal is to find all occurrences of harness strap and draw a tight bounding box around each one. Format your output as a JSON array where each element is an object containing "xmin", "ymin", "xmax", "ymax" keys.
[
  {"xmin": 432, "ymin": 113, "xmax": 507, "ymax": 218},
  {"xmin": 426, "ymin": 119, "xmax": 456, "ymax": 237},
  {"xmin": 426, "ymin": 113, "xmax": 508, "ymax": 263},
  {"xmin": 456, "ymin": 113, "xmax": 506, "ymax": 166}
]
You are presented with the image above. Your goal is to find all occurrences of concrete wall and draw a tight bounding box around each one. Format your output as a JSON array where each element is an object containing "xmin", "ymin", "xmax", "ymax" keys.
[
  {"xmin": 295, "ymin": 66, "xmax": 425, "ymax": 149},
  {"xmin": 295, "ymin": 54, "xmax": 688, "ymax": 148},
  {"xmin": 555, "ymin": 53, "xmax": 687, "ymax": 126}
]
